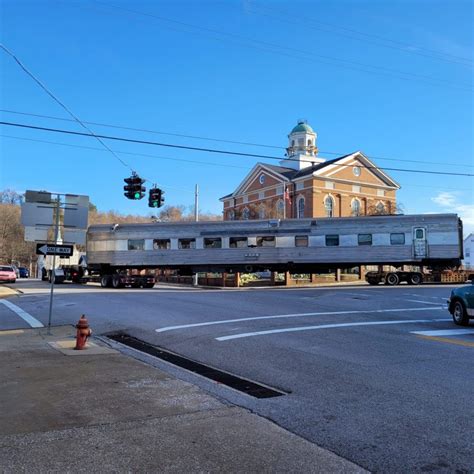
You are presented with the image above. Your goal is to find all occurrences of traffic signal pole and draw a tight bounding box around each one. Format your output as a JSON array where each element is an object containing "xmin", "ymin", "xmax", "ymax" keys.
[{"xmin": 193, "ymin": 184, "xmax": 199, "ymax": 287}]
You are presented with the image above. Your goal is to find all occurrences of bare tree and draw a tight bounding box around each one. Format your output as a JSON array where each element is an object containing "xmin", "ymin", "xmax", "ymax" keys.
[{"xmin": 0, "ymin": 189, "xmax": 23, "ymax": 204}]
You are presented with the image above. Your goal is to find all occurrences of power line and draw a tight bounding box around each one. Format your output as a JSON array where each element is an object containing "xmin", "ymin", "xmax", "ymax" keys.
[
  {"xmin": 91, "ymin": 2, "xmax": 473, "ymax": 91},
  {"xmin": 2, "ymin": 120, "xmax": 473, "ymax": 178},
  {"xmin": 0, "ymin": 43, "xmax": 133, "ymax": 171},
  {"xmin": 1, "ymin": 109, "xmax": 471, "ymax": 169},
  {"xmin": 244, "ymin": 3, "xmax": 473, "ymax": 67},
  {"xmin": 3, "ymin": 133, "xmax": 472, "ymax": 192}
]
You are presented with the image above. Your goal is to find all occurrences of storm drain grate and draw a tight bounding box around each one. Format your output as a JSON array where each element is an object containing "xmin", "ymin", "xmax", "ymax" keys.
[{"xmin": 106, "ymin": 333, "xmax": 286, "ymax": 399}]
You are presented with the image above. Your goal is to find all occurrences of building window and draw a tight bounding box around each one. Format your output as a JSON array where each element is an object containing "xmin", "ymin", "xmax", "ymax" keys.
[
  {"xmin": 227, "ymin": 210, "xmax": 235, "ymax": 220},
  {"xmin": 230, "ymin": 237, "xmax": 247, "ymax": 248},
  {"xmin": 358, "ymin": 234, "xmax": 372, "ymax": 246},
  {"xmin": 256, "ymin": 236, "xmax": 275, "ymax": 247},
  {"xmin": 325, "ymin": 181, "xmax": 334, "ymax": 189},
  {"xmin": 276, "ymin": 199, "xmax": 284, "ymax": 218},
  {"xmin": 325, "ymin": 235, "xmax": 339, "ymax": 246},
  {"xmin": 258, "ymin": 206, "xmax": 266, "ymax": 219},
  {"xmin": 325, "ymin": 196, "xmax": 334, "ymax": 218},
  {"xmin": 204, "ymin": 238, "xmax": 222, "ymax": 248},
  {"xmin": 376, "ymin": 202, "xmax": 385, "ymax": 213},
  {"xmin": 258, "ymin": 191, "xmax": 264, "ymax": 200},
  {"xmin": 296, "ymin": 182, "xmax": 304, "ymax": 191},
  {"xmin": 352, "ymin": 185, "xmax": 361, "ymax": 193},
  {"xmin": 128, "ymin": 239, "xmax": 145, "ymax": 250},
  {"xmin": 377, "ymin": 189, "xmax": 385, "ymax": 197},
  {"xmin": 390, "ymin": 233, "xmax": 405, "ymax": 245},
  {"xmin": 297, "ymin": 197, "xmax": 305, "ymax": 218},
  {"xmin": 295, "ymin": 235, "xmax": 308, "ymax": 247},
  {"xmin": 178, "ymin": 238, "xmax": 196, "ymax": 249},
  {"xmin": 351, "ymin": 199, "xmax": 361, "ymax": 216},
  {"xmin": 307, "ymin": 139, "xmax": 312, "ymax": 146},
  {"xmin": 353, "ymin": 166, "xmax": 361, "ymax": 177},
  {"xmin": 259, "ymin": 174, "xmax": 265, "ymax": 185},
  {"xmin": 291, "ymin": 140, "xmax": 295, "ymax": 147},
  {"xmin": 242, "ymin": 207, "xmax": 250, "ymax": 220},
  {"xmin": 153, "ymin": 239, "xmax": 170, "ymax": 250}
]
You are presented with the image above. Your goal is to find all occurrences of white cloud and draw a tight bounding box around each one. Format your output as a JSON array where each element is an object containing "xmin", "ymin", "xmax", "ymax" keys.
[{"xmin": 431, "ymin": 191, "xmax": 474, "ymax": 236}]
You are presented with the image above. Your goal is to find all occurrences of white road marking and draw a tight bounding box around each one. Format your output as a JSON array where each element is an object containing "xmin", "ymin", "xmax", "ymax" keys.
[
  {"xmin": 216, "ymin": 318, "xmax": 452, "ymax": 341},
  {"xmin": 156, "ymin": 306, "xmax": 444, "ymax": 333},
  {"xmin": 0, "ymin": 300, "xmax": 44, "ymax": 328},
  {"xmin": 411, "ymin": 329, "xmax": 474, "ymax": 336},
  {"xmin": 404, "ymin": 300, "xmax": 446, "ymax": 306}
]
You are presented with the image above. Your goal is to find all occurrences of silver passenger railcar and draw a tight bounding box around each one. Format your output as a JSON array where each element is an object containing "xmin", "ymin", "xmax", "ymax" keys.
[{"xmin": 86, "ymin": 214, "xmax": 463, "ymax": 278}]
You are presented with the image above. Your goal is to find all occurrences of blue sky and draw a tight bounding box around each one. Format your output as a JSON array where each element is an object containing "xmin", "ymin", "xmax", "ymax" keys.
[{"xmin": 1, "ymin": 0, "xmax": 473, "ymax": 234}]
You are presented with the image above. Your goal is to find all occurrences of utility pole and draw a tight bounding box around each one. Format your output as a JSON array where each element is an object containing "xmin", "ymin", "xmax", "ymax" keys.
[
  {"xmin": 193, "ymin": 184, "xmax": 199, "ymax": 286},
  {"xmin": 194, "ymin": 184, "xmax": 199, "ymax": 222}
]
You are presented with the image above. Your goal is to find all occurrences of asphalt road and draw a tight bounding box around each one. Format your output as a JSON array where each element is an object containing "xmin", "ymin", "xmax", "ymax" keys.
[{"xmin": 1, "ymin": 279, "xmax": 473, "ymax": 473}]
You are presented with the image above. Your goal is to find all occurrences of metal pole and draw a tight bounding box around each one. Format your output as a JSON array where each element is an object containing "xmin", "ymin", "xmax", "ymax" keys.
[
  {"xmin": 194, "ymin": 184, "xmax": 199, "ymax": 222},
  {"xmin": 47, "ymin": 195, "xmax": 60, "ymax": 334},
  {"xmin": 193, "ymin": 184, "xmax": 199, "ymax": 286}
]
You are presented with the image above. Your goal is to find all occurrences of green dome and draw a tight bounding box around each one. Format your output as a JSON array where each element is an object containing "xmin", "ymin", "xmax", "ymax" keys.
[{"xmin": 291, "ymin": 121, "xmax": 314, "ymax": 134}]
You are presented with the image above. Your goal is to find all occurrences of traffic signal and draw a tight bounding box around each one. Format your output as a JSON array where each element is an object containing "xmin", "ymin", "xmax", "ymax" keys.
[
  {"xmin": 148, "ymin": 188, "xmax": 165, "ymax": 208},
  {"xmin": 124, "ymin": 173, "xmax": 146, "ymax": 200}
]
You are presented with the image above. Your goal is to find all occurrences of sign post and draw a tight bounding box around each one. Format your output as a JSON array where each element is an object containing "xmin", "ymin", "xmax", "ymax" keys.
[
  {"xmin": 21, "ymin": 190, "xmax": 89, "ymax": 333},
  {"xmin": 47, "ymin": 196, "xmax": 61, "ymax": 334}
]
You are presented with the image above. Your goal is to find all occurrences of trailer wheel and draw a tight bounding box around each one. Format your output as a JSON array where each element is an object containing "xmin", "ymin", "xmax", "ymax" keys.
[
  {"xmin": 386, "ymin": 273, "xmax": 399, "ymax": 286},
  {"xmin": 100, "ymin": 275, "xmax": 112, "ymax": 288},
  {"xmin": 452, "ymin": 301, "xmax": 469, "ymax": 326},
  {"xmin": 409, "ymin": 273, "xmax": 422, "ymax": 285},
  {"xmin": 112, "ymin": 275, "xmax": 123, "ymax": 289}
]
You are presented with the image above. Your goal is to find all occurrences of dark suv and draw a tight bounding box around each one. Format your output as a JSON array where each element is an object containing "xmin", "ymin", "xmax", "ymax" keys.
[{"xmin": 448, "ymin": 275, "xmax": 474, "ymax": 326}]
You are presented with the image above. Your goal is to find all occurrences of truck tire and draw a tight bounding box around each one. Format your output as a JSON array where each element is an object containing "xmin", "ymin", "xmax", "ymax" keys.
[
  {"xmin": 409, "ymin": 273, "xmax": 422, "ymax": 285},
  {"xmin": 101, "ymin": 275, "xmax": 112, "ymax": 288},
  {"xmin": 112, "ymin": 275, "xmax": 123, "ymax": 289},
  {"xmin": 386, "ymin": 273, "xmax": 399, "ymax": 286},
  {"xmin": 452, "ymin": 300, "xmax": 469, "ymax": 326}
]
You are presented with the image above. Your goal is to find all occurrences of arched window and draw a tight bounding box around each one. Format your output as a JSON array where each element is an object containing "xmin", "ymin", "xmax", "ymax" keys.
[
  {"xmin": 297, "ymin": 197, "xmax": 305, "ymax": 218},
  {"xmin": 276, "ymin": 199, "xmax": 285, "ymax": 218},
  {"xmin": 325, "ymin": 196, "xmax": 334, "ymax": 218},
  {"xmin": 242, "ymin": 207, "xmax": 250, "ymax": 220},
  {"xmin": 376, "ymin": 202, "xmax": 385, "ymax": 214},
  {"xmin": 307, "ymin": 139, "xmax": 312, "ymax": 146},
  {"xmin": 291, "ymin": 140, "xmax": 295, "ymax": 147},
  {"xmin": 227, "ymin": 210, "xmax": 235, "ymax": 220},
  {"xmin": 258, "ymin": 206, "xmax": 266, "ymax": 219},
  {"xmin": 351, "ymin": 199, "xmax": 361, "ymax": 216}
]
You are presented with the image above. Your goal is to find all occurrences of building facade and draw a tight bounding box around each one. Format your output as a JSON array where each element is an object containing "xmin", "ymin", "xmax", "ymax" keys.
[
  {"xmin": 462, "ymin": 233, "xmax": 473, "ymax": 269},
  {"xmin": 221, "ymin": 120, "xmax": 400, "ymax": 220}
]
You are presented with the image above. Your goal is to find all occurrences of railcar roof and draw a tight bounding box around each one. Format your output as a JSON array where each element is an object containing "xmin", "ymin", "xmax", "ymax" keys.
[{"xmin": 87, "ymin": 213, "xmax": 460, "ymax": 233}]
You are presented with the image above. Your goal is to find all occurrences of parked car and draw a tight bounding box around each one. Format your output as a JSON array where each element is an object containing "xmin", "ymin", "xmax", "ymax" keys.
[
  {"xmin": 0, "ymin": 265, "xmax": 17, "ymax": 283},
  {"xmin": 18, "ymin": 267, "xmax": 29, "ymax": 278},
  {"xmin": 448, "ymin": 275, "xmax": 474, "ymax": 326}
]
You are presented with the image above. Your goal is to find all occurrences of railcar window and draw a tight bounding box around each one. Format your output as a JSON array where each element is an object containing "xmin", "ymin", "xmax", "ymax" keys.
[
  {"xmin": 325, "ymin": 235, "xmax": 339, "ymax": 246},
  {"xmin": 415, "ymin": 228, "xmax": 425, "ymax": 239},
  {"xmin": 295, "ymin": 235, "xmax": 308, "ymax": 247},
  {"xmin": 390, "ymin": 233, "xmax": 405, "ymax": 245},
  {"xmin": 358, "ymin": 234, "xmax": 372, "ymax": 246},
  {"xmin": 128, "ymin": 239, "xmax": 145, "ymax": 250},
  {"xmin": 178, "ymin": 238, "xmax": 196, "ymax": 249},
  {"xmin": 256, "ymin": 236, "xmax": 275, "ymax": 247},
  {"xmin": 229, "ymin": 237, "xmax": 248, "ymax": 248},
  {"xmin": 153, "ymin": 239, "xmax": 171, "ymax": 250},
  {"xmin": 204, "ymin": 237, "xmax": 222, "ymax": 248}
]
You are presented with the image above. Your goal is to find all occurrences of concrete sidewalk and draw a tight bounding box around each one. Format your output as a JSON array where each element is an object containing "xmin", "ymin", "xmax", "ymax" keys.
[{"xmin": 0, "ymin": 325, "xmax": 367, "ymax": 473}]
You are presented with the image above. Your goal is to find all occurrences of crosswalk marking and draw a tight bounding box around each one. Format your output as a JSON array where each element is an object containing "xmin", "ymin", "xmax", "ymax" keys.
[{"xmin": 0, "ymin": 300, "xmax": 44, "ymax": 328}]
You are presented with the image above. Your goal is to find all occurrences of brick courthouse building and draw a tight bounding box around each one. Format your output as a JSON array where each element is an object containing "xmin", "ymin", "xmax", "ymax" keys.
[{"xmin": 221, "ymin": 120, "xmax": 400, "ymax": 221}]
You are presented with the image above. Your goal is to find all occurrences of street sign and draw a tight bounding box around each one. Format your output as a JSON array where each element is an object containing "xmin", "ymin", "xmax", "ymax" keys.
[{"xmin": 36, "ymin": 243, "xmax": 74, "ymax": 257}]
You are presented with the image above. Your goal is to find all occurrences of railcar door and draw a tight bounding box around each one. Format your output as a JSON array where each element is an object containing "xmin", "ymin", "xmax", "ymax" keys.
[{"xmin": 413, "ymin": 227, "xmax": 427, "ymax": 258}]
